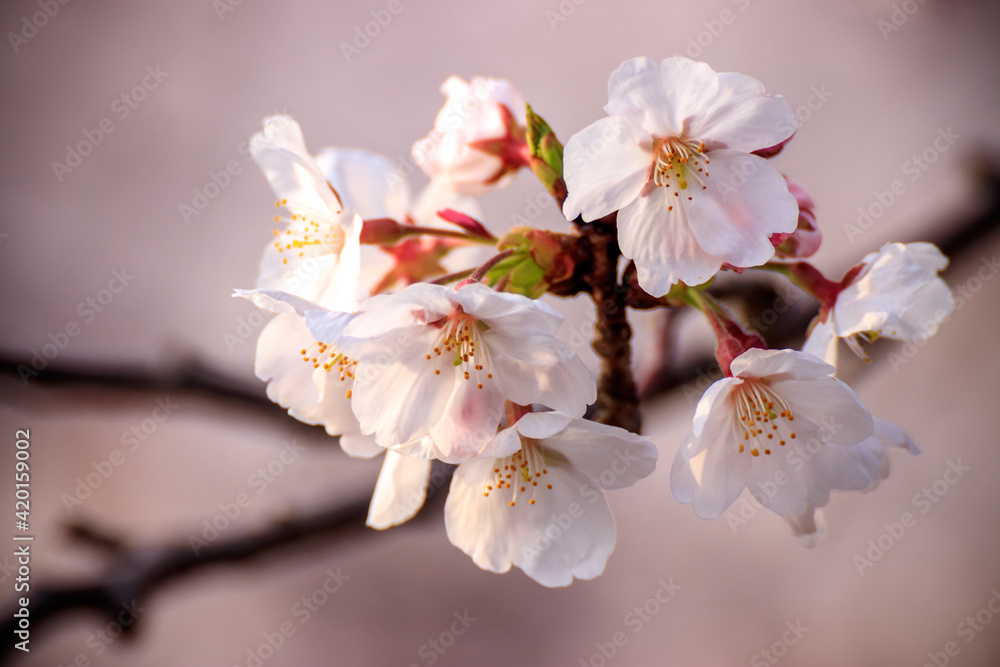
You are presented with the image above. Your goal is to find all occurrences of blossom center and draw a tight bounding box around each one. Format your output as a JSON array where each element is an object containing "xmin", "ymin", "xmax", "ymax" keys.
[
  {"xmin": 652, "ymin": 137, "xmax": 710, "ymax": 210},
  {"xmin": 426, "ymin": 312, "xmax": 493, "ymax": 389},
  {"xmin": 300, "ymin": 341, "xmax": 356, "ymax": 398},
  {"xmin": 272, "ymin": 197, "xmax": 346, "ymax": 266},
  {"xmin": 732, "ymin": 379, "xmax": 796, "ymax": 457},
  {"xmin": 483, "ymin": 439, "xmax": 552, "ymax": 506}
]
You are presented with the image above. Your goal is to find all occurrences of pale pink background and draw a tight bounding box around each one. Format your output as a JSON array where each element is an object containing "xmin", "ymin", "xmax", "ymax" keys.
[{"xmin": 2, "ymin": 0, "xmax": 1000, "ymax": 665}]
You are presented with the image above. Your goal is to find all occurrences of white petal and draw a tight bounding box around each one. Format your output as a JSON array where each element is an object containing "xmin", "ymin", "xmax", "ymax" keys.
[
  {"xmin": 428, "ymin": 376, "xmax": 506, "ymax": 463},
  {"xmin": 314, "ymin": 147, "xmax": 411, "ymax": 220},
  {"xmin": 367, "ymin": 452, "xmax": 432, "ymax": 529},
  {"xmin": 538, "ymin": 418, "xmax": 657, "ymax": 490},
  {"xmin": 730, "ymin": 347, "xmax": 835, "ymax": 382},
  {"xmin": 834, "ymin": 243, "xmax": 933, "ymax": 336},
  {"xmin": 350, "ymin": 326, "xmax": 455, "ymax": 446},
  {"xmin": 341, "ymin": 283, "xmax": 455, "ymax": 341},
  {"xmin": 671, "ymin": 435, "xmax": 751, "ymax": 519},
  {"xmin": 409, "ymin": 178, "xmax": 482, "ymax": 228},
  {"xmin": 775, "ymin": 377, "xmax": 874, "ymax": 447},
  {"xmin": 785, "ymin": 506, "xmax": 825, "ymax": 547},
  {"xmin": 883, "ymin": 278, "xmax": 954, "ymax": 340},
  {"xmin": 873, "ymin": 417, "xmax": 919, "ymax": 455},
  {"xmin": 339, "ymin": 432, "xmax": 383, "ymax": 458},
  {"xmin": 452, "ymin": 283, "xmax": 563, "ymax": 337},
  {"xmin": 254, "ymin": 314, "xmax": 321, "ymax": 412},
  {"xmin": 685, "ymin": 150, "xmax": 797, "ymax": 268},
  {"xmin": 251, "ymin": 115, "xmax": 342, "ymax": 220},
  {"xmin": 234, "ymin": 288, "xmax": 324, "ymax": 317},
  {"xmin": 486, "ymin": 333, "xmax": 596, "ymax": 417},
  {"xmin": 605, "ymin": 56, "xmax": 718, "ymax": 138},
  {"xmin": 688, "ymin": 72, "xmax": 797, "ymax": 152},
  {"xmin": 616, "ymin": 185, "xmax": 723, "ymax": 294},
  {"xmin": 561, "ymin": 116, "xmax": 652, "ymax": 222},
  {"xmin": 801, "ymin": 318, "xmax": 839, "ymax": 367},
  {"xmin": 511, "ymin": 411, "xmax": 574, "ymax": 440}
]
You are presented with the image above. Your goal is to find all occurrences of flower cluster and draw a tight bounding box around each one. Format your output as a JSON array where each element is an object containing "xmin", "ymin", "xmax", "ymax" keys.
[{"xmin": 233, "ymin": 57, "xmax": 952, "ymax": 586}]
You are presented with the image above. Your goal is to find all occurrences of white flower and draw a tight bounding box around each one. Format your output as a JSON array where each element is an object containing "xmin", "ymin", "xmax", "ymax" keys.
[
  {"xmin": 233, "ymin": 288, "xmax": 377, "ymax": 455},
  {"xmin": 670, "ymin": 348, "xmax": 882, "ymax": 520},
  {"xmin": 803, "ymin": 242, "xmax": 954, "ymax": 365},
  {"xmin": 328, "ymin": 282, "xmax": 597, "ymax": 463},
  {"xmin": 444, "ymin": 411, "xmax": 657, "ymax": 587},
  {"xmin": 252, "ymin": 115, "xmax": 485, "ymax": 300},
  {"xmin": 412, "ymin": 76, "xmax": 527, "ymax": 196},
  {"xmin": 562, "ymin": 56, "xmax": 799, "ymax": 296}
]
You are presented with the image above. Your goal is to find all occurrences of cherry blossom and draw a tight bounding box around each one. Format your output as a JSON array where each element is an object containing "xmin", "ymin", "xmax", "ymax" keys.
[{"xmin": 562, "ymin": 56, "xmax": 799, "ymax": 295}]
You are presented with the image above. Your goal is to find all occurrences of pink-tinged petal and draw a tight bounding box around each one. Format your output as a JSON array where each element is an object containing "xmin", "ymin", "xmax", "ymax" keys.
[
  {"xmin": 314, "ymin": 147, "xmax": 411, "ymax": 221},
  {"xmin": 617, "ymin": 186, "xmax": 723, "ymax": 294},
  {"xmin": 668, "ymin": 435, "xmax": 699, "ymax": 504},
  {"xmin": 730, "ymin": 348, "xmax": 835, "ymax": 382},
  {"xmin": 290, "ymin": 370, "xmax": 361, "ymax": 442},
  {"xmin": 671, "ymin": 435, "xmax": 751, "ymax": 519},
  {"xmin": 254, "ymin": 314, "xmax": 321, "ymax": 412},
  {"xmin": 367, "ymin": 452, "xmax": 432, "ymax": 529},
  {"xmin": 685, "ymin": 150, "xmax": 797, "ymax": 267},
  {"xmin": 428, "ymin": 377, "xmax": 506, "ymax": 463},
  {"xmin": 486, "ymin": 333, "xmax": 596, "ymax": 417},
  {"xmin": 452, "ymin": 283, "xmax": 563, "ymax": 337},
  {"xmin": 801, "ymin": 318, "xmax": 839, "ymax": 367},
  {"xmin": 691, "ymin": 377, "xmax": 738, "ymax": 441},
  {"xmin": 350, "ymin": 325, "xmax": 455, "ymax": 446},
  {"xmin": 605, "ymin": 57, "xmax": 719, "ymax": 138},
  {"xmin": 775, "ymin": 377, "xmax": 874, "ymax": 446},
  {"xmin": 689, "ymin": 72, "xmax": 797, "ymax": 153},
  {"xmin": 562, "ymin": 116, "xmax": 652, "ymax": 222},
  {"xmin": 539, "ymin": 418, "xmax": 657, "ymax": 490},
  {"xmin": 304, "ymin": 309, "xmax": 357, "ymax": 344}
]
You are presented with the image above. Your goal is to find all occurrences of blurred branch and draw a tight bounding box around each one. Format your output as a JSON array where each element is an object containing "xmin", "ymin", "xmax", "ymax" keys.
[{"xmin": 0, "ymin": 466, "xmax": 451, "ymax": 663}]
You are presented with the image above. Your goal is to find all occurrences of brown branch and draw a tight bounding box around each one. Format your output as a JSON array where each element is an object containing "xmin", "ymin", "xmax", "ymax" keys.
[
  {"xmin": 0, "ymin": 466, "xmax": 452, "ymax": 662},
  {"xmin": 581, "ymin": 214, "xmax": 642, "ymax": 433}
]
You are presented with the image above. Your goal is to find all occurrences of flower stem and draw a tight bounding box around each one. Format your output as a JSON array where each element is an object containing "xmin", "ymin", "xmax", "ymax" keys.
[{"xmin": 466, "ymin": 249, "xmax": 518, "ymax": 283}]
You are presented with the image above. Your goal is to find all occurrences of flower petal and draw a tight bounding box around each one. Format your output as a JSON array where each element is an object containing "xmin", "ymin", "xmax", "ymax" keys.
[
  {"xmin": 367, "ymin": 452, "xmax": 432, "ymax": 529},
  {"xmin": 537, "ymin": 418, "xmax": 658, "ymax": 490},
  {"xmin": 314, "ymin": 147, "xmax": 411, "ymax": 221},
  {"xmin": 685, "ymin": 150, "xmax": 797, "ymax": 267},
  {"xmin": 562, "ymin": 116, "xmax": 652, "ymax": 222},
  {"xmin": 688, "ymin": 72, "xmax": 797, "ymax": 152},
  {"xmin": 730, "ymin": 347, "xmax": 835, "ymax": 382},
  {"xmin": 617, "ymin": 184, "xmax": 723, "ymax": 294},
  {"xmin": 774, "ymin": 377, "xmax": 874, "ymax": 446}
]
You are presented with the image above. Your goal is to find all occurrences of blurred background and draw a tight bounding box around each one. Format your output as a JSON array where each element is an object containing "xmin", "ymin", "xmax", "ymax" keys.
[{"xmin": 2, "ymin": 0, "xmax": 1000, "ymax": 665}]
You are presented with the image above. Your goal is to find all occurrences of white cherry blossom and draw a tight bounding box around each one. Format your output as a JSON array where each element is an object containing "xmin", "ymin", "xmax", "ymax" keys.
[
  {"xmin": 412, "ymin": 76, "xmax": 527, "ymax": 196},
  {"xmin": 445, "ymin": 411, "xmax": 657, "ymax": 587},
  {"xmin": 562, "ymin": 56, "xmax": 799, "ymax": 295},
  {"xmin": 328, "ymin": 282, "xmax": 597, "ymax": 462},
  {"xmin": 803, "ymin": 242, "xmax": 954, "ymax": 365},
  {"xmin": 670, "ymin": 348, "xmax": 882, "ymax": 520}
]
